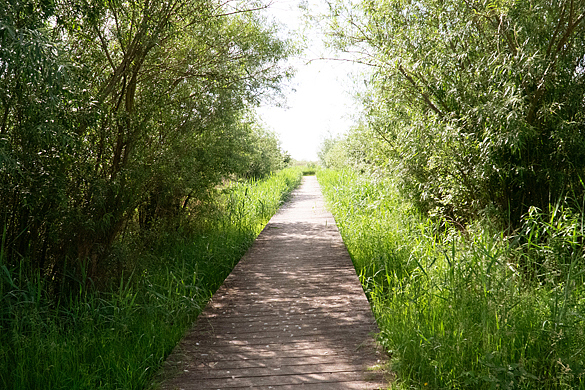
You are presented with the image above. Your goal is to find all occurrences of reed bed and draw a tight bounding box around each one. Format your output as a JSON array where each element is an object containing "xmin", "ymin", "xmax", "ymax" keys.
[
  {"xmin": 318, "ymin": 168, "xmax": 585, "ymax": 390},
  {"xmin": 0, "ymin": 167, "xmax": 302, "ymax": 390}
]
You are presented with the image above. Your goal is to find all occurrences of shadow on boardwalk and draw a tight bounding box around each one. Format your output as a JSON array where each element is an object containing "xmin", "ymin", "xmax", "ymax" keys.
[{"xmin": 155, "ymin": 176, "xmax": 389, "ymax": 390}]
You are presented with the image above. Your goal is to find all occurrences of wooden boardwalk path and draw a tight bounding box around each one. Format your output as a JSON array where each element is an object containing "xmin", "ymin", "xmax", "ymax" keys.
[{"xmin": 157, "ymin": 176, "xmax": 388, "ymax": 389}]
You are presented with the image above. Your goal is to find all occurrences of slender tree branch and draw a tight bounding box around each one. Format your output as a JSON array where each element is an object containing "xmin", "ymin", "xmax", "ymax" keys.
[
  {"xmin": 397, "ymin": 64, "xmax": 443, "ymax": 117},
  {"xmin": 545, "ymin": 1, "xmax": 567, "ymax": 58},
  {"xmin": 95, "ymin": 26, "xmax": 116, "ymax": 72}
]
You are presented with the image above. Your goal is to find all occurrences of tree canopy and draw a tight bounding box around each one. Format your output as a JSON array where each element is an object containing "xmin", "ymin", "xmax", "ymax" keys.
[
  {"xmin": 1, "ymin": 0, "xmax": 293, "ymax": 285},
  {"xmin": 323, "ymin": 0, "xmax": 585, "ymax": 226}
]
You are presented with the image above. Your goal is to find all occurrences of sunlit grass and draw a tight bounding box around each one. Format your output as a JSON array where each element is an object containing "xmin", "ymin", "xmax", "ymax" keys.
[
  {"xmin": 318, "ymin": 168, "xmax": 585, "ymax": 390},
  {"xmin": 0, "ymin": 167, "xmax": 302, "ymax": 390}
]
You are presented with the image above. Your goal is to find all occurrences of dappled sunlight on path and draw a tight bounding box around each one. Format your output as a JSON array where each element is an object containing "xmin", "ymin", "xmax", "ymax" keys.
[{"xmin": 157, "ymin": 176, "xmax": 389, "ymax": 389}]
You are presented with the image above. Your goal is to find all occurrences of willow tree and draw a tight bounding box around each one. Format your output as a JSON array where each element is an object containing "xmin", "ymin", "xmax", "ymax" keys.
[
  {"xmin": 326, "ymin": 0, "xmax": 585, "ymax": 225},
  {"xmin": 0, "ymin": 0, "xmax": 292, "ymax": 284}
]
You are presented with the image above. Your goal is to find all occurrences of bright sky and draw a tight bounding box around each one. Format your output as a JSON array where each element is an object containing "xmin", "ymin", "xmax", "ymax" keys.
[{"xmin": 256, "ymin": 0, "xmax": 364, "ymax": 162}]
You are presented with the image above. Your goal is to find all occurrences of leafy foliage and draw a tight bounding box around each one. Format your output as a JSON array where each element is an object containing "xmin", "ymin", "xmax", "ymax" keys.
[
  {"xmin": 0, "ymin": 0, "xmax": 293, "ymax": 288},
  {"xmin": 242, "ymin": 123, "xmax": 291, "ymax": 179},
  {"xmin": 324, "ymin": 0, "xmax": 585, "ymax": 226}
]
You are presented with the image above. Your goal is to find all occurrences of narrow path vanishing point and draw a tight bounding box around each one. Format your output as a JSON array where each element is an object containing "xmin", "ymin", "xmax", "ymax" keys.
[{"xmin": 157, "ymin": 176, "xmax": 388, "ymax": 390}]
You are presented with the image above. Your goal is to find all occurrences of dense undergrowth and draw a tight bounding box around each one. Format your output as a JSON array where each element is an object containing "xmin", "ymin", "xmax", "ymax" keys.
[
  {"xmin": 0, "ymin": 167, "xmax": 302, "ymax": 390},
  {"xmin": 318, "ymin": 169, "xmax": 585, "ymax": 390}
]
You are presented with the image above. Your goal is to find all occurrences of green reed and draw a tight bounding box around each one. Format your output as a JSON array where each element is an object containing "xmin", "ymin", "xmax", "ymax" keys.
[
  {"xmin": 0, "ymin": 167, "xmax": 302, "ymax": 390},
  {"xmin": 318, "ymin": 168, "xmax": 584, "ymax": 390}
]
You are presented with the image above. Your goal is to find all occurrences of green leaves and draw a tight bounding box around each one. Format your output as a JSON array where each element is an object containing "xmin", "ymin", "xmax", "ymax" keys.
[
  {"xmin": 326, "ymin": 0, "xmax": 585, "ymax": 226},
  {"xmin": 1, "ymin": 0, "xmax": 293, "ymax": 289}
]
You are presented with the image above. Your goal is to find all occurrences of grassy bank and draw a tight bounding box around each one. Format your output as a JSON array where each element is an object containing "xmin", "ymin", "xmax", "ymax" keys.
[
  {"xmin": 318, "ymin": 169, "xmax": 585, "ymax": 390},
  {"xmin": 0, "ymin": 167, "xmax": 302, "ymax": 390}
]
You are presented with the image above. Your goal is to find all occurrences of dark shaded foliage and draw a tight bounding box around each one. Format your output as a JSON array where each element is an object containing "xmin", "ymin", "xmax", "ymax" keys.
[{"xmin": 0, "ymin": 0, "xmax": 292, "ymax": 292}]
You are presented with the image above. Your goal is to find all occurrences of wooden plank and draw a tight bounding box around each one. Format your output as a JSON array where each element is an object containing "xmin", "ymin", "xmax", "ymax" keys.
[
  {"xmin": 164, "ymin": 372, "xmax": 385, "ymax": 389},
  {"xmin": 155, "ymin": 176, "xmax": 389, "ymax": 389}
]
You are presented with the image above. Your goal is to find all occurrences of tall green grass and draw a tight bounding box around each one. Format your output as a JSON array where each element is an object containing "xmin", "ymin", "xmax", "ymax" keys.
[
  {"xmin": 318, "ymin": 168, "xmax": 585, "ymax": 390},
  {"xmin": 0, "ymin": 167, "xmax": 302, "ymax": 390}
]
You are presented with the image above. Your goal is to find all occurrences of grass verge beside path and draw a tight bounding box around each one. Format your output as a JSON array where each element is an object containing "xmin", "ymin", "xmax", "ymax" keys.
[
  {"xmin": 318, "ymin": 168, "xmax": 585, "ymax": 390},
  {"xmin": 0, "ymin": 167, "xmax": 302, "ymax": 390}
]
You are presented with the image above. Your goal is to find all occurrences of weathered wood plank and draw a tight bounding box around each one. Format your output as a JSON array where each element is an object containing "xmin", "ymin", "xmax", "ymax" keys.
[{"xmin": 155, "ymin": 176, "xmax": 389, "ymax": 389}]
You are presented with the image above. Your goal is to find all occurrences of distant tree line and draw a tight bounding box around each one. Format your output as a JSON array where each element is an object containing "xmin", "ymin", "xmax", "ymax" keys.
[
  {"xmin": 0, "ymin": 0, "xmax": 291, "ymax": 289},
  {"xmin": 321, "ymin": 0, "xmax": 585, "ymax": 227}
]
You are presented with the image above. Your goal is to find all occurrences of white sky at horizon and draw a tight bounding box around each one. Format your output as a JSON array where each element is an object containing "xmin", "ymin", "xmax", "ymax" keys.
[{"xmin": 256, "ymin": 0, "xmax": 366, "ymax": 162}]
